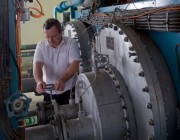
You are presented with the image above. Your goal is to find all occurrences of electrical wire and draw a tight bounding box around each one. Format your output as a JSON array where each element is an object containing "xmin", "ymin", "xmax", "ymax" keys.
[
  {"xmin": 122, "ymin": 5, "xmax": 180, "ymax": 20},
  {"xmin": 75, "ymin": 24, "xmax": 95, "ymax": 37},
  {"xmin": 28, "ymin": 0, "xmax": 44, "ymax": 18},
  {"xmin": 70, "ymin": 72, "xmax": 79, "ymax": 97},
  {"xmin": 79, "ymin": 71, "xmax": 97, "ymax": 101},
  {"xmin": 16, "ymin": 0, "xmax": 22, "ymax": 90},
  {"xmin": 118, "ymin": 5, "xmax": 180, "ymax": 32}
]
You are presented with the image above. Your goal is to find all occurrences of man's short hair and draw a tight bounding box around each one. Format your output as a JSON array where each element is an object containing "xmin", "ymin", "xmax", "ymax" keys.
[{"xmin": 43, "ymin": 18, "xmax": 62, "ymax": 33}]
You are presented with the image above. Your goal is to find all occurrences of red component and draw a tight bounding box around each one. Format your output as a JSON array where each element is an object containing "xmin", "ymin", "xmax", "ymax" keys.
[{"xmin": 18, "ymin": 120, "xmax": 25, "ymax": 126}]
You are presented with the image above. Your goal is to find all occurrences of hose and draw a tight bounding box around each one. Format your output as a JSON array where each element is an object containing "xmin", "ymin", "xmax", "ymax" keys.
[{"xmin": 28, "ymin": 0, "xmax": 44, "ymax": 18}]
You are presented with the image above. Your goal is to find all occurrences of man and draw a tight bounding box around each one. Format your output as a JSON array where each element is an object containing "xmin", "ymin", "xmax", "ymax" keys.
[{"xmin": 33, "ymin": 18, "xmax": 81, "ymax": 105}]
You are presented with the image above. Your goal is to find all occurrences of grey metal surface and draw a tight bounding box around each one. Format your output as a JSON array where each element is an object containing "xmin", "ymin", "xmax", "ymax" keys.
[
  {"xmin": 36, "ymin": 102, "xmax": 55, "ymax": 124},
  {"xmin": 97, "ymin": 23, "xmax": 153, "ymax": 139},
  {"xmin": 58, "ymin": 103, "xmax": 79, "ymax": 120},
  {"xmin": 96, "ymin": 22, "xmax": 177, "ymax": 140},
  {"xmin": 21, "ymin": 78, "xmax": 36, "ymax": 93},
  {"xmin": 104, "ymin": 64, "xmax": 137, "ymax": 140},
  {"xmin": 75, "ymin": 70, "xmax": 136, "ymax": 140},
  {"xmin": 63, "ymin": 21, "xmax": 92, "ymax": 72},
  {"xmin": 65, "ymin": 115, "xmax": 95, "ymax": 140},
  {"xmin": 25, "ymin": 124, "xmax": 57, "ymax": 140},
  {"xmin": 136, "ymin": 31, "xmax": 177, "ymax": 140}
]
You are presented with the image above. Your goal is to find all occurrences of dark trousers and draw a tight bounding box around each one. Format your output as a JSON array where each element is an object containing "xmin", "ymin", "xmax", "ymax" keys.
[{"xmin": 43, "ymin": 87, "xmax": 75, "ymax": 105}]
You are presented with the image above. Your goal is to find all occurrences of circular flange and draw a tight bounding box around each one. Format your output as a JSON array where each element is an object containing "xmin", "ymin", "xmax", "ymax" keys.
[
  {"xmin": 63, "ymin": 21, "xmax": 93, "ymax": 72},
  {"xmin": 96, "ymin": 22, "xmax": 177, "ymax": 140},
  {"xmin": 65, "ymin": 20, "xmax": 177, "ymax": 140},
  {"xmin": 75, "ymin": 70, "xmax": 137, "ymax": 140}
]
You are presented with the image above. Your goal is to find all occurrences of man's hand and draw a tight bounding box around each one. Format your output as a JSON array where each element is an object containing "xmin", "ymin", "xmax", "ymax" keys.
[
  {"xmin": 36, "ymin": 81, "xmax": 46, "ymax": 94},
  {"xmin": 54, "ymin": 79, "xmax": 65, "ymax": 91}
]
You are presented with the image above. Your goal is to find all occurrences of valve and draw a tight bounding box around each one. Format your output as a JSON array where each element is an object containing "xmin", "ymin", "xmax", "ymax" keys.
[{"xmin": 6, "ymin": 91, "xmax": 32, "ymax": 118}]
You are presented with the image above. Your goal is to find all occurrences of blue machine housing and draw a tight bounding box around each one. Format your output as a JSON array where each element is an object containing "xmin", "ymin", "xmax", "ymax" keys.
[
  {"xmin": 148, "ymin": 31, "xmax": 180, "ymax": 103},
  {"xmin": 0, "ymin": 0, "xmax": 19, "ymax": 139}
]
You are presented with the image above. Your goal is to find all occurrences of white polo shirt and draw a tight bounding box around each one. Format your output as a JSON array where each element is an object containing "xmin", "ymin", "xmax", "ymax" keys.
[{"xmin": 33, "ymin": 36, "xmax": 81, "ymax": 95}]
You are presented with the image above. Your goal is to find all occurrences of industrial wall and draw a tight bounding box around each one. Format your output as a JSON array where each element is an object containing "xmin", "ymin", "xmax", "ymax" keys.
[{"xmin": 21, "ymin": 0, "xmax": 61, "ymax": 45}]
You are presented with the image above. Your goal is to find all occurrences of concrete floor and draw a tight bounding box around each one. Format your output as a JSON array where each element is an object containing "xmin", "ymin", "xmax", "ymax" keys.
[{"xmin": 23, "ymin": 92, "xmax": 43, "ymax": 111}]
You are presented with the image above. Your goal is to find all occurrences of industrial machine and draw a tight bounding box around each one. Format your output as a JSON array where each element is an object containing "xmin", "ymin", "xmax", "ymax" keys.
[{"xmin": 0, "ymin": 0, "xmax": 180, "ymax": 140}]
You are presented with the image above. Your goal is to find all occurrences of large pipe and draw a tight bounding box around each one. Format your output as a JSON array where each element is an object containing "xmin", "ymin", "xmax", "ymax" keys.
[
  {"xmin": 53, "ymin": 0, "xmax": 85, "ymax": 18},
  {"xmin": 25, "ymin": 125, "xmax": 57, "ymax": 140}
]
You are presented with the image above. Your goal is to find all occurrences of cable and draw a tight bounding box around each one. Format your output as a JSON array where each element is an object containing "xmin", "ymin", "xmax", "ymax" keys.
[
  {"xmin": 110, "ymin": 4, "xmax": 180, "ymax": 32},
  {"xmin": 122, "ymin": 5, "xmax": 180, "ymax": 20},
  {"xmin": 75, "ymin": 24, "xmax": 95, "ymax": 37},
  {"xmin": 79, "ymin": 71, "xmax": 97, "ymax": 100},
  {"xmin": 16, "ymin": 5, "xmax": 22, "ymax": 90},
  {"xmin": 28, "ymin": 0, "xmax": 44, "ymax": 18},
  {"xmin": 69, "ymin": 72, "xmax": 78, "ymax": 98}
]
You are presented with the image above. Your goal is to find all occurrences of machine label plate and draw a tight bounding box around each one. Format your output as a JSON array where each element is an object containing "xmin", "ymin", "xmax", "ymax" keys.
[{"xmin": 106, "ymin": 36, "xmax": 114, "ymax": 50}]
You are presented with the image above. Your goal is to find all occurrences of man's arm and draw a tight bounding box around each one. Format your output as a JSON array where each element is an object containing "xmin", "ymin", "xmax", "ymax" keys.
[
  {"xmin": 60, "ymin": 60, "xmax": 80, "ymax": 82},
  {"xmin": 33, "ymin": 61, "xmax": 44, "ymax": 83},
  {"xmin": 55, "ymin": 60, "xmax": 80, "ymax": 91},
  {"xmin": 33, "ymin": 61, "xmax": 46, "ymax": 93}
]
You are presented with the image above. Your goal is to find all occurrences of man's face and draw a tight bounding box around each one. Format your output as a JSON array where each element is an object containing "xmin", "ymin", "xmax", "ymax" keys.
[{"xmin": 44, "ymin": 26, "xmax": 61, "ymax": 48}]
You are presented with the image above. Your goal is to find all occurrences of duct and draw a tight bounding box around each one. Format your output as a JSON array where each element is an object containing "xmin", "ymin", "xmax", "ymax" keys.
[{"xmin": 53, "ymin": 0, "xmax": 85, "ymax": 18}]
